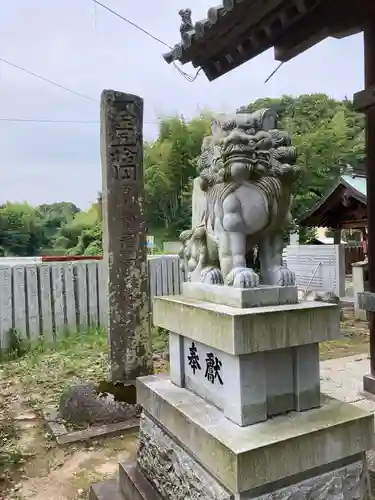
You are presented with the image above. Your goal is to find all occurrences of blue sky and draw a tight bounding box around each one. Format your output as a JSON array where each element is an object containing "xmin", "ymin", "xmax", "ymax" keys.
[{"xmin": 0, "ymin": 0, "xmax": 364, "ymax": 208}]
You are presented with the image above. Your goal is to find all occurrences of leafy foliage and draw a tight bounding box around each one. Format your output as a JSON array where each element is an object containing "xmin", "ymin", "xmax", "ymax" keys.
[
  {"xmin": 144, "ymin": 114, "xmax": 211, "ymax": 238},
  {"xmin": 0, "ymin": 94, "xmax": 365, "ymax": 256},
  {"xmin": 0, "ymin": 202, "xmax": 45, "ymax": 256},
  {"xmin": 240, "ymin": 94, "xmax": 365, "ymax": 219}
]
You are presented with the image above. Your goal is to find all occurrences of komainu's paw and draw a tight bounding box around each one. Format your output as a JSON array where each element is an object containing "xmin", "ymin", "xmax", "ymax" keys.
[
  {"xmin": 200, "ymin": 267, "xmax": 224, "ymax": 285},
  {"xmin": 226, "ymin": 267, "xmax": 259, "ymax": 288},
  {"xmin": 273, "ymin": 266, "xmax": 295, "ymax": 286}
]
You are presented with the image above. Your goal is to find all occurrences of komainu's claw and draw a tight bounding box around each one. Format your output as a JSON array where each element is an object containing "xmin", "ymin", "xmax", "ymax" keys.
[
  {"xmin": 272, "ymin": 266, "xmax": 295, "ymax": 287},
  {"xmin": 200, "ymin": 267, "xmax": 224, "ymax": 285},
  {"xmin": 225, "ymin": 267, "xmax": 259, "ymax": 289}
]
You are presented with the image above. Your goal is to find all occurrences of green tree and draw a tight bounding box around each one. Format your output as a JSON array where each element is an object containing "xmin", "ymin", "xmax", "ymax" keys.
[
  {"xmin": 240, "ymin": 94, "xmax": 365, "ymax": 220},
  {"xmin": 38, "ymin": 202, "xmax": 80, "ymax": 243},
  {"xmin": 0, "ymin": 94, "xmax": 365, "ymax": 256},
  {"xmin": 0, "ymin": 202, "xmax": 44, "ymax": 256},
  {"xmin": 53, "ymin": 201, "xmax": 101, "ymax": 256},
  {"xmin": 144, "ymin": 114, "xmax": 211, "ymax": 240}
]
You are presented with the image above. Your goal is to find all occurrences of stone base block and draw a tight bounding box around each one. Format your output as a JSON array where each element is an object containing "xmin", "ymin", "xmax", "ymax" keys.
[
  {"xmin": 89, "ymin": 464, "xmax": 163, "ymax": 500},
  {"xmin": 137, "ymin": 413, "xmax": 232, "ymax": 499},
  {"xmin": 156, "ymin": 295, "xmax": 340, "ymax": 423},
  {"xmin": 119, "ymin": 463, "xmax": 162, "ymax": 500},
  {"xmin": 136, "ymin": 375, "xmax": 374, "ymax": 496},
  {"xmin": 153, "ymin": 295, "xmax": 340, "ymax": 356},
  {"xmin": 171, "ymin": 333, "xmax": 320, "ymax": 425},
  {"xmin": 92, "ymin": 459, "xmax": 371, "ymax": 500},
  {"xmin": 363, "ymin": 373, "xmax": 375, "ymax": 395},
  {"xmin": 181, "ymin": 282, "xmax": 298, "ymax": 308},
  {"xmin": 135, "ymin": 411, "xmax": 371, "ymax": 499},
  {"xmin": 89, "ymin": 479, "xmax": 122, "ymax": 500}
]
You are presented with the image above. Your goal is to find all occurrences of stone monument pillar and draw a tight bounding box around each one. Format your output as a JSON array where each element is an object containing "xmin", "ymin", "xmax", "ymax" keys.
[
  {"xmin": 191, "ymin": 176, "xmax": 206, "ymax": 228},
  {"xmin": 100, "ymin": 90, "xmax": 152, "ymax": 383},
  {"xmin": 97, "ymin": 192, "xmax": 103, "ymax": 221},
  {"xmin": 91, "ymin": 109, "xmax": 373, "ymax": 500}
]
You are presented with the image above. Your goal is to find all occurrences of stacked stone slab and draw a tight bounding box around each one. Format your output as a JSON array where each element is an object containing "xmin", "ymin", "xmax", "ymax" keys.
[{"xmin": 90, "ymin": 283, "xmax": 374, "ymax": 500}]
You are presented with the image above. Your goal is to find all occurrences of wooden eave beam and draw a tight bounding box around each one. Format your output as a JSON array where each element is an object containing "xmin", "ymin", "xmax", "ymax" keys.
[
  {"xmin": 174, "ymin": 1, "xmax": 267, "ymax": 66},
  {"xmin": 201, "ymin": 40, "xmax": 273, "ymax": 80},
  {"xmin": 191, "ymin": 0, "xmax": 288, "ymax": 65},
  {"xmin": 331, "ymin": 0, "xmax": 374, "ymax": 39},
  {"xmin": 353, "ymin": 85, "xmax": 375, "ymax": 113},
  {"xmin": 196, "ymin": 0, "xmax": 321, "ymax": 79},
  {"xmin": 331, "ymin": 26, "xmax": 363, "ymax": 40},
  {"xmin": 340, "ymin": 220, "xmax": 367, "ymax": 229},
  {"xmin": 273, "ymin": 1, "xmax": 363, "ymax": 62},
  {"xmin": 273, "ymin": 0, "xmax": 331, "ymax": 61}
]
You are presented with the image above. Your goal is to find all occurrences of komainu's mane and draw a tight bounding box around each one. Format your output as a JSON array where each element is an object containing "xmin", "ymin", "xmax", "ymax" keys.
[{"xmin": 197, "ymin": 124, "xmax": 299, "ymax": 230}]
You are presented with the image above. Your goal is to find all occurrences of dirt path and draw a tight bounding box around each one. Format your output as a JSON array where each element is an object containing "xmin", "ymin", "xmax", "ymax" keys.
[
  {"xmin": 0, "ymin": 313, "xmax": 371, "ymax": 499},
  {"xmin": 1, "ymin": 383, "xmax": 138, "ymax": 500}
]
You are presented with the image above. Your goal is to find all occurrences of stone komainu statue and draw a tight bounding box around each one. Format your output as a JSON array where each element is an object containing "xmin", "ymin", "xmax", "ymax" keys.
[{"xmin": 179, "ymin": 108, "xmax": 300, "ymax": 288}]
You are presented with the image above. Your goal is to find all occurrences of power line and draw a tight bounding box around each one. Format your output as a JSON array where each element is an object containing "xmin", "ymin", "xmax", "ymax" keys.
[
  {"xmin": 0, "ymin": 1, "xmax": 200, "ymax": 116},
  {"xmin": 0, "ymin": 57, "xmax": 97, "ymax": 103},
  {"xmin": 0, "ymin": 118, "xmax": 98, "ymax": 124},
  {"xmin": 92, "ymin": 0, "xmax": 202, "ymax": 82},
  {"xmin": 0, "ymin": 117, "xmax": 159, "ymax": 124},
  {"xmin": 92, "ymin": 0, "xmax": 172, "ymax": 49},
  {"xmin": 264, "ymin": 62, "xmax": 285, "ymax": 84}
]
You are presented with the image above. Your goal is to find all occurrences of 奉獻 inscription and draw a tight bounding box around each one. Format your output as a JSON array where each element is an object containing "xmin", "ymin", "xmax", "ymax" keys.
[
  {"xmin": 205, "ymin": 353, "xmax": 223, "ymax": 385},
  {"xmin": 187, "ymin": 342, "xmax": 224, "ymax": 385},
  {"xmin": 188, "ymin": 342, "xmax": 201, "ymax": 374}
]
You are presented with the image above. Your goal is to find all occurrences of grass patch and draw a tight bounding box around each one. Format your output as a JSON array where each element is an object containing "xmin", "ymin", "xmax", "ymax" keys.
[
  {"xmin": 151, "ymin": 327, "xmax": 168, "ymax": 355},
  {"xmin": 0, "ymin": 310, "xmax": 371, "ymax": 498},
  {"xmin": 0, "ymin": 327, "xmax": 168, "ymax": 411},
  {"xmin": 320, "ymin": 312, "xmax": 369, "ymax": 361},
  {"xmin": 320, "ymin": 336, "xmax": 369, "ymax": 360},
  {"xmin": 1, "ymin": 328, "xmax": 108, "ymax": 410},
  {"xmin": 0, "ymin": 312, "xmax": 369, "ymax": 412},
  {"xmin": 0, "ymin": 419, "xmax": 24, "ymax": 479},
  {"xmin": 0, "ymin": 326, "xmax": 165, "ymax": 497}
]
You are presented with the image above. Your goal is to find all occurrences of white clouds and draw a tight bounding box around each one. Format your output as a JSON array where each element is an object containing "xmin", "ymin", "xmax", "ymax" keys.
[{"xmin": 0, "ymin": 0, "xmax": 364, "ymax": 208}]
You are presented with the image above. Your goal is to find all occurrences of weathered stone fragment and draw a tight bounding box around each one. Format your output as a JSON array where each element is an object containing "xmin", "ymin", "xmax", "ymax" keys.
[{"xmin": 58, "ymin": 383, "xmax": 140, "ymax": 426}]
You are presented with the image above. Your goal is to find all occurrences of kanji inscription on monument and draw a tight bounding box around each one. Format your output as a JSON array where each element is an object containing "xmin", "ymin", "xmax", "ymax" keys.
[
  {"xmin": 205, "ymin": 353, "xmax": 223, "ymax": 385},
  {"xmin": 188, "ymin": 342, "xmax": 201, "ymax": 374},
  {"xmin": 101, "ymin": 90, "xmax": 152, "ymax": 383}
]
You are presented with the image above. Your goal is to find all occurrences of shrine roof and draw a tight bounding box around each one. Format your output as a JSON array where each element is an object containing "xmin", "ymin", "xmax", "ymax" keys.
[
  {"xmin": 298, "ymin": 170, "xmax": 367, "ymax": 229},
  {"xmin": 163, "ymin": 0, "xmax": 367, "ymax": 81},
  {"xmin": 342, "ymin": 174, "xmax": 367, "ymax": 198}
]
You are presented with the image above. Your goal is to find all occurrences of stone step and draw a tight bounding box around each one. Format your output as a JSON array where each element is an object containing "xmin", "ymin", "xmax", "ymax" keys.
[
  {"xmin": 89, "ymin": 479, "xmax": 123, "ymax": 500},
  {"xmin": 119, "ymin": 462, "xmax": 162, "ymax": 500}
]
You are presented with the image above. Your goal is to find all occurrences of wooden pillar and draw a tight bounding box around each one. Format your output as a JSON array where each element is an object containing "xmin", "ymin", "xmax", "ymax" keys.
[
  {"xmin": 333, "ymin": 229, "xmax": 342, "ymax": 245},
  {"xmin": 365, "ymin": 21, "xmax": 375, "ymax": 375},
  {"xmin": 360, "ymin": 20, "xmax": 375, "ymax": 391}
]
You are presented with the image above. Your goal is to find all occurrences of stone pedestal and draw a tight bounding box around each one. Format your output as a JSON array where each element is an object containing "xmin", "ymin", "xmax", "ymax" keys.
[
  {"xmin": 160, "ymin": 283, "xmax": 339, "ymax": 426},
  {"xmin": 352, "ymin": 261, "xmax": 368, "ymax": 321},
  {"xmin": 90, "ymin": 283, "xmax": 374, "ymax": 500}
]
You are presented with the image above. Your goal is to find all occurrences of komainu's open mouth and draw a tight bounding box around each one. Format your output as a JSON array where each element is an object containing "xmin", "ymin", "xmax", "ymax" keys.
[{"xmin": 222, "ymin": 144, "xmax": 256, "ymax": 162}]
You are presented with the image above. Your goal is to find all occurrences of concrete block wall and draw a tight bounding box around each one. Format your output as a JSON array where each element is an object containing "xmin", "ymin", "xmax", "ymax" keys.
[
  {"xmin": 0, "ymin": 255, "xmax": 183, "ymax": 351},
  {"xmin": 283, "ymin": 244, "xmax": 346, "ymax": 297}
]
